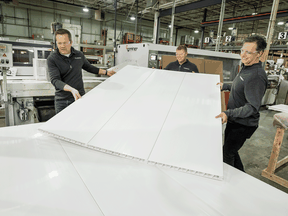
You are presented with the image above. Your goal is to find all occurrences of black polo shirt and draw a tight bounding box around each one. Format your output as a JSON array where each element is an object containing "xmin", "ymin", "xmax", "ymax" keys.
[
  {"xmin": 164, "ymin": 59, "xmax": 199, "ymax": 73},
  {"xmin": 47, "ymin": 47, "xmax": 100, "ymax": 100}
]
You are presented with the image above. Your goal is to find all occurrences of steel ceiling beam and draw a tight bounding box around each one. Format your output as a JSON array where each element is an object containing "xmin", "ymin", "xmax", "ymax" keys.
[
  {"xmin": 159, "ymin": 0, "xmax": 236, "ymax": 17},
  {"xmin": 45, "ymin": 0, "xmax": 99, "ymax": 10},
  {"xmin": 201, "ymin": 10, "xmax": 288, "ymax": 27}
]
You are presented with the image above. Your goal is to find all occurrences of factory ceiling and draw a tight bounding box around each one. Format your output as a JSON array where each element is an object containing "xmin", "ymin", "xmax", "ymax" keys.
[{"xmin": 4, "ymin": 0, "xmax": 288, "ymax": 37}]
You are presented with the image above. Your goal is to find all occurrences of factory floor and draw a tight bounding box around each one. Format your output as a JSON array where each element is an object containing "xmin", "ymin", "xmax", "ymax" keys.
[
  {"xmin": 0, "ymin": 107, "xmax": 287, "ymax": 194},
  {"xmin": 239, "ymin": 107, "xmax": 288, "ymax": 194}
]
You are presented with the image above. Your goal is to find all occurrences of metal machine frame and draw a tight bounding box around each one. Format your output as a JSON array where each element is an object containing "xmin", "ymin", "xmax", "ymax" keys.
[
  {"xmin": 116, "ymin": 43, "xmax": 241, "ymax": 82},
  {"xmin": 0, "ymin": 41, "xmax": 106, "ymax": 126}
]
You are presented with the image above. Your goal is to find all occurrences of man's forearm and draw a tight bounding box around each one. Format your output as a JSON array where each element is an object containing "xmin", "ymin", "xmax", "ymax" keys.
[
  {"xmin": 99, "ymin": 68, "xmax": 116, "ymax": 76},
  {"xmin": 63, "ymin": 84, "xmax": 81, "ymax": 101},
  {"xmin": 63, "ymin": 84, "xmax": 75, "ymax": 92},
  {"xmin": 99, "ymin": 68, "xmax": 106, "ymax": 75}
]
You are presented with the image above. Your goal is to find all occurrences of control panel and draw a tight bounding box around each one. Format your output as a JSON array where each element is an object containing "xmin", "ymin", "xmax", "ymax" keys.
[
  {"xmin": 148, "ymin": 53, "xmax": 158, "ymax": 68},
  {"xmin": 0, "ymin": 43, "xmax": 13, "ymax": 67}
]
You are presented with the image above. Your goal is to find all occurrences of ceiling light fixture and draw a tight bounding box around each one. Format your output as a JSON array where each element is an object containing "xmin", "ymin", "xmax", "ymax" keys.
[
  {"xmin": 278, "ymin": 21, "xmax": 284, "ymax": 25},
  {"xmin": 252, "ymin": 12, "xmax": 257, "ymax": 15},
  {"xmin": 83, "ymin": 7, "xmax": 89, "ymax": 12},
  {"xmin": 194, "ymin": 30, "xmax": 199, "ymax": 33},
  {"xmin": 130, "ymin": 16, "xmax": 136, "ymax": 21},
  {"xmin": 168, "ymin": 25, "xmax": 172, "ymax": 28},
  {"xmin": 228, "ymin": 27, "xmax": 233, "ymax": 30}
]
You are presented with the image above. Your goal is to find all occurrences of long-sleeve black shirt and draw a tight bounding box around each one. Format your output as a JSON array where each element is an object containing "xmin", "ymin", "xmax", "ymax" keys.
[
  {"xmin": 222, "ymin": 62, "xmax": 268, "ymax": 126},
  {"xmin": 164, "ymin": 59, "xmax": 199, "ymax": 73},
  {"xmin": 47, "ymin": 47, "xmax": 100, "ymax": 100}
]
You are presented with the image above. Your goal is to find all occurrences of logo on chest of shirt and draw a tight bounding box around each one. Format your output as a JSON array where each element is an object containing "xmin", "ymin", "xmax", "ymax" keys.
[
  {"xmin": 183, "ymin": 67, "xmax": 190, "ymax": 70},
  {"xmin": 74, "ymin": 57, "xmax": 81, "ymax": 60}
]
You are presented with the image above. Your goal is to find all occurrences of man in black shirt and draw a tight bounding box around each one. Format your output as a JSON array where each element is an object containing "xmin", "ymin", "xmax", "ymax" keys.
[
  {"xmin": 47, "ymin": 29, "xmax": 116, "ymax": 113},
  {"xmin": 164, "ymin": 45, "xmax": 199, "ymax": 73},
  {"xmin": 215, "ymin": 35, "xmax": 268, "ymax": 172}
]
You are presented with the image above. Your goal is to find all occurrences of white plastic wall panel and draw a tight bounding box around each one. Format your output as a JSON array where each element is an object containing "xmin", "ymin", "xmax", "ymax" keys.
[
  {"xmin": 0, "ymin": 124, "xmax": 104, "ymax": 216},
  {"xmin": 268, "ymin": 104, "xmax": 288, "ymax": 113},
  {"xmin": 148, "ymin": 73, "xmax": 223, "ymax": 178},
  {"xmin": 60, "ymin": 138, "xmax": 222, "ymax": 216},
  {"xmin": 1, "ymin": 124, "xmax": 288, "ymax": 216},
  {"xmin": 159, "ymin": 164, "xmax": 288, "ymax": 216},
  {"xmin": 88, "ymin": 70, "xmax": 185, "ymax": 159},
  {"xmin": 40, "ymin": 66, "xmax": 223, "ymax": 179},
  {"xmin": 39, "ymin": 66, "xmax": 152, "ymax": 144}
]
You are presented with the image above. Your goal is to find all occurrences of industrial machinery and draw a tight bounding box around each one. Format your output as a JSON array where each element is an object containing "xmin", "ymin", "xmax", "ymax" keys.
[
  {"xmin": 0, "ymin": 40, "xmax": 55, "ymax": 126},
  {"xmin": 0, "ymin": 40, "xmax": 106, "ymax": 126},
  {"xmin": 74, "ymin": 43, "xmax": 114, "ymax": 70},
  {"xmin": 116, "ymin": 43, "xmax": 241, "ymax": 81},
  {"xmin": 262, "ymin": 58, "xmax": 288, "ymax": 105},
  {"xmin": 180, "ymin": 35, "xmax": 194, "ymax": 45},
  {"xmin": 0, "ymin": 43, "xmax": 13, "ymax": 126},
  {"xmin": 180, "ymin": 35, "xmax": 198, "ymax": 48}
]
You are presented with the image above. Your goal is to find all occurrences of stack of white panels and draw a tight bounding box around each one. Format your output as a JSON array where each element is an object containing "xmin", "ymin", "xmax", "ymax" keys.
[
  {"xmin": 39, "ymin": 65, "xmax": 223, "ymax": 179},
  {"xmin": 1, "ymin": 124, "xmax": 288, "ymax": 216},
  {"xmin": 268, "ymin": 104, "xmax": 288, "ymax": 113}
]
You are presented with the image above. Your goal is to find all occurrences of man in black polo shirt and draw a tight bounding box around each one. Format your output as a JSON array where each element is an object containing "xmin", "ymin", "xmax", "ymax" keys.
[
  {"xmin": 47, "ymin": 28, "xmax": 116, "ymax": 114},
  {"xmin": 164, "ymin": 45, "xmax": 199, "ymax": 73},
  {"xmin": 215, "ymin": 35, "xmax": 268, "ymax": 172}
]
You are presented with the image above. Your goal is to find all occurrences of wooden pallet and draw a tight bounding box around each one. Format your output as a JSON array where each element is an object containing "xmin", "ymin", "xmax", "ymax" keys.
[{"xmin": 262, "ymin": 127, "xmax": 288, "ymax": 188}]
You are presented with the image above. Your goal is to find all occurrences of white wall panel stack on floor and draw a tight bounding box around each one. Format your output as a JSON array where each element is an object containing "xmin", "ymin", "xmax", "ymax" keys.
[
  {"xmin": 0, "ymin": 124, "xmax": 288, "ymax": 215},
  {"xmin": 39, "ymin": 65, "xmax": 223, "ymax": 179},
  {"xmin": 268, "ymin": 104, "xmax": 288, "ymax": 113}
]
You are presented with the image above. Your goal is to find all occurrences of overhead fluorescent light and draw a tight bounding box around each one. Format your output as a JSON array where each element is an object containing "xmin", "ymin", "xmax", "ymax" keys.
[
  {"xmin": 83, "ymin": 7, "xmax": 89, "ymax": 12},
  {"xmin": 228, "ymin": 27, "xmax": 233, "ymax": 30},
  {"xmin": 130, "ymin": 16, "xmax": 136, "ymax": 21},
  {"xmin": 252, "ymin": 13, "xmax": 257, "ymax": 15},
  {"xmin": 194, "ymin": 30, "xmax": 199, "ymax": 33},
  {"xmin": 278, "ymin": 21, "xmax": 284, "ymax": 25},
  {"xmin": 168, "ymin": 25, "xmax": 172, "ymax": 28}
]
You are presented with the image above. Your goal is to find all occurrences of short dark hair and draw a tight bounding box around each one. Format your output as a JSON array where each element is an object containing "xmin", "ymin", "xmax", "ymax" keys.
[
  {"xmin": 55, "ymin": 28, "xmax": 72, "ymax": 42},
  {"xmin": 177, "ymin": 45, "xmax": 187, "ymax": 53},
  {"xmin": 243, "ymin": 35, "xmax": 267, "ymax": 52}
]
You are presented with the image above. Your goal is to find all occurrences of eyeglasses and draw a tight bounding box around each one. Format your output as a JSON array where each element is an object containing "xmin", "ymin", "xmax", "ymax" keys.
[
  {"xmin": 240, "ymin": 49, "xmax": 258, "ymax": 55},
  {"xmin": 57, "ymin": 41, "xmax": 71, "ymax": 46},
  {"xmin": 176, "ymin": 53, "xmax": 185, "ymax": 56}
]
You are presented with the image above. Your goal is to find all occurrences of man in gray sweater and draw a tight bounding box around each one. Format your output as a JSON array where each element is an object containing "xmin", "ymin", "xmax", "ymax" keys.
[
  {"xmin": 47, "ymin": 28, "xmax": 115, "ymax": 113},
  {"xmin": 215, "ymin": 35, "xmax": 268, "ymax": 172}
]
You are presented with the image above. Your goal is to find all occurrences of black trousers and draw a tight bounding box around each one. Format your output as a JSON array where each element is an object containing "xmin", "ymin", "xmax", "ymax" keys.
[
  {"xmin": 223, "ymin": 121, "xmax": 258, "ymax": 172},
  {"xmin": 54, "ymin": 98, "xmax": 75, "ymax": 114}
]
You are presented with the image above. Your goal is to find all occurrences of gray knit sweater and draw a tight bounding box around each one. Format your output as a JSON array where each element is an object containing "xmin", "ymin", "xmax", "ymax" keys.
[{"xmin": 222, "ymin": 62, "xmax": 268, "ymax": 126}]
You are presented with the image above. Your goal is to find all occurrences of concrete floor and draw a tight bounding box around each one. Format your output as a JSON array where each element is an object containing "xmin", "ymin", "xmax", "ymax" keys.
[
  {"xmin": 0, "ymin": 107, "xmax": 287, "ymax": 194},
  {"xmin": 240, "ymin": 108, "xmax": 288, "ymax": 194}
]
